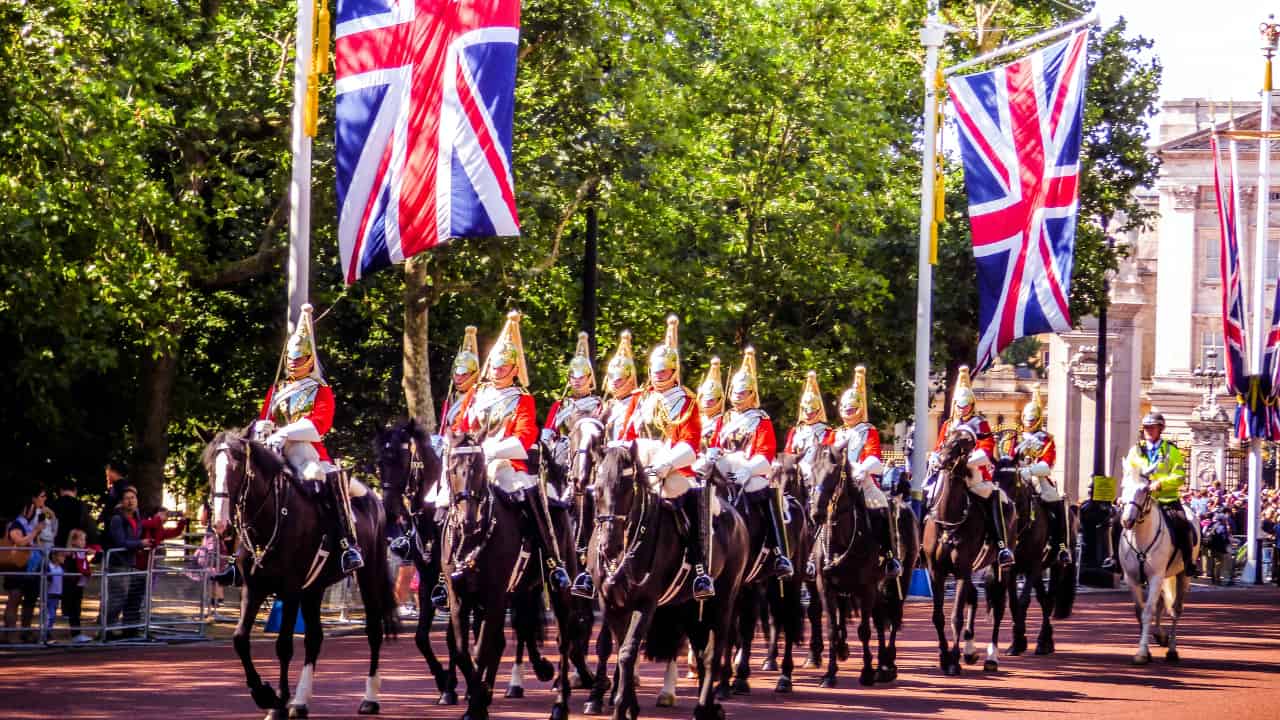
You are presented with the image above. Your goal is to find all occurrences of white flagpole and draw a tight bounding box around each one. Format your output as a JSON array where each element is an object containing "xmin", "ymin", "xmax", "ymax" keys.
[
  {"xmin": 287, "ymin": 1, "xmax": 316, "ymax": 332},
  {"xmin": 910, "ymin": 4, "xmax": 950, "ymax": 494},
  {"xmin": 944, "ymin": 11, "xmax": 1099, "ymax": 78},
  {"xmin": 1246, "ymin": 19, "xmax": 1277, "ymax": 584}
]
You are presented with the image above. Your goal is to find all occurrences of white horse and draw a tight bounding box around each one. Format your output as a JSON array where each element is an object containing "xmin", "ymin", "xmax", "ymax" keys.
[{"xmin": 1117, "ymin": 479, "xmax": 1198, "ymax": 665}]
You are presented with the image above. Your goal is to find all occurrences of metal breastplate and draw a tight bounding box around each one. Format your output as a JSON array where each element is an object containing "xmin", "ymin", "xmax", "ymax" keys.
[
  {"xmin": 604, "ymin": 395, "xmax": 633, "ymax": 441},
  {"xmin": 700, "ymin": 413, "xmax": 721, "ymax": 451},
  {"xmin": 631, "ymin": 387, "xmax": 689, "ymax": 441},
  {"xmin": 468, "ymin": 385, "xmax": 523, "ymax": 438},
  {"xmin": 790, "ymin": 422, "xmax": 828, "ymax": 454},
  {"xmin": 720, "ymin": 409, "xmax": 765, "ymax": 453},
  {"xmin": 1018, "ymin": 430, "xmax": 1050, "ymax": 463},
  {"xmin": 554, "ymin": 395, "xmax": 601, "ymax": 436},
  {"xmin": 443, "ymin": 392, "xmax": 465, "ymax": 429},
  {"xmin": 836, "ymin": 423, "xmax": 871, "ymax": 461},
  {"xmin": 271, "ymin": 379, "xmax": 320, "ymax": 426}
]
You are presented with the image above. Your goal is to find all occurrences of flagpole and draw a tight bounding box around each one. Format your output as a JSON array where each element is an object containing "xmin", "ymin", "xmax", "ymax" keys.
[
  {"xmin": 1246, "ymin": 19, "xmax": 1278, "ymax": 584},
  {"xmin": 287, "ymin": 1, "xmax": 317, "ymax": 332},
  {"xmin": 944, "ymin": 10, "xmax": 1099, "ymax": 78},
  {"xmin": 910, "ymin": 4, "xmax": 950, "ymax": 494}
]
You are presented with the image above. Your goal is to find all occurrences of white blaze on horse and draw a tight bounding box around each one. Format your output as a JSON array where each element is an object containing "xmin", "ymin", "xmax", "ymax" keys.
[{"xmin": 1117, "ymin": 476, "xmax": 1198, "ymax": 665}]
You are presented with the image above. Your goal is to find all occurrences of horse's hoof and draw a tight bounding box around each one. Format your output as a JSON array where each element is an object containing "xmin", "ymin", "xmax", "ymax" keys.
[
  {"xmin": 818, "ymin": 675, "xmax": 837, "ymax": 689},
  {"xmin": 439, "ymin": 691, "xmax": 459, "ymax": 706},
  {"xmin": 267, "ymin": 710, "xmax": 288, "ymax": 720},
  {"xmin": 1132, "ymin": 653, "xmax": 1151, "ymax": 666},
  {"xmin": 1035, "ymin": 639, "xmax": 1055, "ymax": 656},
  {"xmin": 714, "ymin": 684, "xmax": 731, "ymax": 701},
  {"xmin": 583, "ymin": 699, "xmax": 603, "ymax": 716},
  {"xmin": 859, "ymin": 669, "xmax": 876, "ymax": 687},
  {"xmin": 693, "ymin": 703, "xmax": 725, "ymax": 720},
  {"xmin": 730, "ymin": 677, "xmax": 750, "ymax": 695},
  {"xmin": 551, "ymin": 702, "xmax": 569, "ymax": 720},
  {"xmin": 534, "ymin": 657, "xmax": 556, "ymax": 683},
  {"xmin": 288, "ymin": 706, "xmax": 309, "ymax": 719},
  {"xmin": 656, "ymin": 691, "xmax": 676, "ymax": 708},
  {"xmin": 461, "ymin": 710, "xmax": 488, "ymax": 720},
  {"xmin": 358, "ymin": 700, "xmax": 380, "ymax": 715},
  {"xmin": 875, "ymin": 666, "xmax": 897, "ymax": 684},
  {"xmin": 506, "ymin": 686, "xmax": 524, "ymax": 699},
  {"xmin": 944, "ymin": 663, "xmax": 962, "ymax": 677},
  {"xmin": 983, "ymin": 660, "xmax": 998, "ymax": 673},
  {"xmin": 836, "ymin": 642, "xmax": 850, "ymax": 662},
  {"xmin": 251, "ymin": 683, "xmax": 279, "ymax": 711},
  {"xmin": 1007, "ymin": 637, "xmax": 1027, "ymax": 656},
  {"xmin": 1166, "ymin": 650, "xmax": 1180, "ymax": 664},
  {"xmin": 775, "ymin": 676, "xmax": 792, "ymax": 694},
  {"xmin": 1154, "ymin": 631, "xmax": 1169, "ymax": 648},
  {"xmin": 802, "ymin": 653, "xmax": 822, "ymax": 669},
  {"xmin": 760, "ymin": 658, "xmax": 778, "ymax": 672}
]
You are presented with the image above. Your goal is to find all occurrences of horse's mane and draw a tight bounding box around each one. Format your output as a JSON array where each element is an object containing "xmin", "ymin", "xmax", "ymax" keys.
[{"xmin": 202, "ymin": 427, "xmax": 287, "ymax": 479}]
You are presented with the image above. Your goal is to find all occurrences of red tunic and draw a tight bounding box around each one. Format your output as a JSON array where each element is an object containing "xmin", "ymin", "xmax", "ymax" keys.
[
  {"xmin": 260, "ymin": 382, "xmax": 334, "ymax": 461},
  {"xmin": 439, "ymin": 386, "xmax": 476, "ymax": 434},
  {"xmin": 457, "ymin": 389, "xmax": 538, "ymax": 474},
  {"xmin": 714, "ymin": 410, "xmax": 777, "ymax": 464},
  {"xmin": 784, "ymin": 423, "xmax": 829, "ymax": 455},
  {"xmin": 621, "ymin": 387, "xmax": 701, "ymax": 477},
  {"xmin": 823, "ymin": 423, "xmax": 881, "ymax": 463}
]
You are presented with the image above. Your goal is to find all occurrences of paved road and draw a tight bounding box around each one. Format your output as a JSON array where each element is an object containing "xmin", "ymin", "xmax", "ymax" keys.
[{"xmin": 2, "ymin": 585, "xmax": 1277, "ymax": 719}]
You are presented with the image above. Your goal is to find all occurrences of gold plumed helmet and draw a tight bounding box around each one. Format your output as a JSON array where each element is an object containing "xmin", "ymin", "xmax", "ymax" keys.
[
  {"xmin": 484, "ymin": 310, "xmax": 529, "ymax": 387},
  {"xmin": 798, "ymin": 370, "xmax": 827, "ymax": 424},
  {"xmin": 648, "ymin": 315, "xmax": 681, "ymax": 384},
  {"xmin": 568, "ymin": 331, "xmax": 595, "ymax": 391},
  {"xmin": 1021, "ymin": 385, "xmax": 1045, "ymax": 431},
  {"xmin": 730, "ymin": 347, "xmax": 760, "ymax": 409},
  {"xmin": 606, "ymin": 330, "xmax": 636, "ymax": 384},
  {"xmin": 698, "ymin": 356, "xmax": 725, "ymax": 412},
  {"xmin": 952, "ymin": 365, "xmax": 976, "ymax": 419},
  {"xmin": 286, "ymin": 303, "xmax": 324, "ymax": 381},
  {"xmin": 839, "ymin": 366, "xmax": 868, "ymax": 423},
  {"xmin": 452, "ymin": 326, "xmax": 480, "ymax": 378}
]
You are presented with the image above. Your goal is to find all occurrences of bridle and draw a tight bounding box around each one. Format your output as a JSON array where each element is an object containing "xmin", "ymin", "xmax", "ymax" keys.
[
  {"xmin": 383, "ymin": 429, "xmax": 432, "ymax": 558},
  {"xmin": 811, "ymin": 453, "xmax": 863, "ymax": 572},
  {"xmin": 1121, "ymin": 486, "xmax": 1163, "ymax": 584},
  {"xmin": 930, "ymin": 434, "xmax": 976, "ymax": 536},
  {"xmin": 593, "ymin": 449, "xmax": 653, "ymax": 587},
  {"xmin": 218, "ymin": 438, "xmax": 287, "ymax": 574},
  {"xmin": 444, "ymin": 442, "xmax": 494, "ymax": 576}
]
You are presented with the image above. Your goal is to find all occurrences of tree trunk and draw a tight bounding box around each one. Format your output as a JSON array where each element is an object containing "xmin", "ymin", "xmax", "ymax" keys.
[
  {"xmin": 133, "ymin": 347, "xmax": 177, "ymax": 511},
  {"xmin": 403, "ymin": 255, "xmax": 437, "ymax": 432}
]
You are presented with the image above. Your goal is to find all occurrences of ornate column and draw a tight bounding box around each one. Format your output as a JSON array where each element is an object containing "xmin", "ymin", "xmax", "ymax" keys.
[{"xmin": 1153, "ymin": 183, "xmax": 1198, "ymax": 378}]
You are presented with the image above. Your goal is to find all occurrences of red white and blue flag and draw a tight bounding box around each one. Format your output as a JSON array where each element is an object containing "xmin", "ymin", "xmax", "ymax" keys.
[
  {"xmin": 948, "ymin": 32, "xmax": 1088, "ymax": 371},
  {"xmin": 1209, "ymin": 132, "xmax": 1255, "ymax": 438},
  {"xmin": 335, "ymin": 0, "xmax": 522, "ymax": 285}
]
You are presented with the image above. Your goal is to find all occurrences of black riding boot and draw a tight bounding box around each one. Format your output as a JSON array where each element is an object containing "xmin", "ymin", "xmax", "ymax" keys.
[
  {"xmin": 1045, "ymin": 499, "xmax": 1072, "ymax": 565},
  {"xmin": 523, "ymin": 486, "xmax": 571, "ymax": 592},
  {"xmin": 1102, "ymin": 511, "xmax": 1122, "ymax": 571},
  {"xmin": 986, "ymin": 494, "xmax": 1015, "ymax": 568},
  {"xmin": 1161, "ymin": 504, "xmax": 1198, "ymax": 577},
  {"xmin": 328, "ymin": 471, "xmax": 364, "ymax": 575},
  {"xmin": 873, "ymin": 508, "xmax": 903, "ymax": 578},
  {"xmin": 684, "ymin": 488, "xmax": 715, "ymax": 600},
  {"xmin": 762, "ymin": 491, "xmax": 795, "ymax": 579}
]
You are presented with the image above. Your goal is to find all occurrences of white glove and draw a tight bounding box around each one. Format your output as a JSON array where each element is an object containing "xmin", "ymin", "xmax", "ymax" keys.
[
  {"xmin": 730, "ymin": 468, "xmax": 752, "ymax": 485},
  {"xmin": 927, "ymin": 451, "xmax": 942, "ymax": 473},
  {"xmin": 648, "ymin": 463, "xmax": 672, "ymax": 479},
  {"xmin": 539, "ymin": 428, "xmax": 557, "ymax": 446},
  {"xmin": 967, "ymin": 450, "xmax": 991, "ymax": 469},
  {"xmin": 1019, "ymin": 466, "xmax": 1033, "ymax": 481},
  {"xmin": 482, "ymin": 436, "xmax": 528, "ymax": 461},
  {"xmin": 253, "ymin": 420, "xmax": 277, "ymax": 443},
  {"xmin": 429, "ymin": 434, "xmax": 446, "ymax": 457},
  {"xmin": 265, "ymin": 431, "xmax": 287, "ymax": 453}
]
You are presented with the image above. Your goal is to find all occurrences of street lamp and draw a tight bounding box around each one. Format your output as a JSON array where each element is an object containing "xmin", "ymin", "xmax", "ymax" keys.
[{"xmin": 1193, "ymin": 348, "xmax": 1226, "ymax": 420}]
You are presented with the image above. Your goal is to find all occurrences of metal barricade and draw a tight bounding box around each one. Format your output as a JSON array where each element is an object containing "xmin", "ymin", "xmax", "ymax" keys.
[
  {"xmin": 0, "ymin": 545, "xmax": 48, "ymax": 647},
  {"xmin": 99, "ymin": 547, "xmax": 152, "ymax": 641},
  {"xmin": 145, "ymin": 540, "xmax": 211, "ymax": 641}
]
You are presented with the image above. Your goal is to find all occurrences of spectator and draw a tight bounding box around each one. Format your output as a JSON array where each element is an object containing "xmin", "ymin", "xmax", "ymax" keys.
[
  {"xmin": 1189, "ymin": 489, "xmax": 1210, "ymax": 522},
  {"xmin": 51, "ymin": 480, "xmax": 94, "ymax": 548},
  {"xmin": 4, "ymin": 489, "xmax": 49, "ymax": 644},
  {"xmin": 136, "ymin": 507, "xmax": 188, "ymax": 571},
  {"xmin": 63, "ymin": 529, "xmax": 95, "ymax": 643},
  {"xmin": 1205, "ymin": 512, "xmax": 1234, "ymax": 586},
  {"xmin": 103, "ymin": 487, "xmax": 151, "ymax": 639},
  {"xmin": 43, "ymin": 550, "xmax": 65, "ymax": 638},
  {"xmin": 97, "ymin": 461, "xmax": 131, "ymax": 540}
]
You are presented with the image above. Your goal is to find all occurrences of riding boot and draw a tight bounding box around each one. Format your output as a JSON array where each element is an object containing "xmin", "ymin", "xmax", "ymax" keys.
[
  {"xmin": 683, "ymin": 488, "xmax": 715, "ymax": 600},
  {"xmin": 763, "ymin": 490, "xmax": 795, "ymax": 579},
  {"xmin": 1162, "ymin": 504, "xmax": 1198, "ymax": 577},
  {"xmin": 988, "ymin": 495, "xmax": 1015, "ymax": 568},
  {"xmin": 873, "ymin": 509, "xmax": 903, "ymax": 578},
  {"xmin": 1102, "ymin": 511, "xmax": 1122, "ymax": 572},
  {"xmin": 1046, "ymin": 499, "xmax": 1072, "ymax": 565},
  {"xmin": 523, "ymin": 485, "xmax": 572, "ymax": 592},
  {"xmin": 328, "ymin": 470, "xmax": 364, "ymax": 574}
]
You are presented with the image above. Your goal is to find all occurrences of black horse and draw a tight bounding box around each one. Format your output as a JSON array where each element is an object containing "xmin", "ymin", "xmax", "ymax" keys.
[
  {"xmin": 809, "ymin": 444, "xmax": 919, "ymax": 688},
  {"xmin": 375, "ymin": 419, "xmax": 459, "ymax": 705},
  {"xmin": 992, "ymin": 431, "xmax": 1077, "ymax": 656},
  {"xmin": 205, "ymin": 429, "xmax": 398, "ymax": 719},
  {"xmin": 922, "ymin": 428, "xmax": 1014, "ymax": 676},
  {"xmin": 586, "ymin": 442, "xmax": 748, "ymax": 720}
]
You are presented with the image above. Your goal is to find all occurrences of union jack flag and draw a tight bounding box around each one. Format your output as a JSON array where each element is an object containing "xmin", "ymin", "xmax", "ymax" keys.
[
  {"xmin": 335, "ymin": 0, "xmax": 522, "ymax": 285},
  {"xmin": 948, "ymin": 32, "xmax": 1088, "ymax": 371},
  {"xmin": 1209, "ymin": 132, "xmax": 1255, "ymax": 438}
]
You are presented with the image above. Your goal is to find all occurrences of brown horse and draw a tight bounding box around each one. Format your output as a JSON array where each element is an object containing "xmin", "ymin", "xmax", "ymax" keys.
[{"xmin": 922, "ymin": 428, "xmax": 1014, "ymax": 676}]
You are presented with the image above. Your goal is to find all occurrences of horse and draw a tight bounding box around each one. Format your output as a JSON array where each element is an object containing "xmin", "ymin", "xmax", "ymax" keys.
[
  {"xmin": 374, "ymin": 419, "xmax": 459, "ymax": 705},
  {"xmin": 992, "ymin": 431, "xmax": 1077, "ymax": 657},
  {"xmin": 439, "ymin": 431, "xmax": 587, "ymax": 720},
  {"xmin": 808, "ymin": 444, "xmax": 919, "ymax": 688},
  {"xmin": 206, "ymin": 429, "xmax": 398, "ymax": 719},
  {"xmin": 921, "ymin": 428, "xmax": 1014, "ymax": 676},
  {"xmin": 586, "ymin": 441, "xmax": 748, "ymax": 720},
  {"xmin": 1118, "ymin": 478, "xmax": 1197, "ymax": 665}
]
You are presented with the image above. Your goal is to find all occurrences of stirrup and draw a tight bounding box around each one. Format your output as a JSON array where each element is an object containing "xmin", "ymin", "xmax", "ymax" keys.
[
  {"xmin": 773, "ymin": 555, "xmax": 795, "ymax": 579},
  {"xmin": 341, "ymin": 546, "xmax": 365, "ymax": 575},
  {"xmin": 1101, "ymin": 556, "xmax": 1119, "ymax": 572},
  {"xmin": 430, "ymin": 584, "xmax": 449, "ymax": 610},
  {"xmin": 884, "ymin": 556, "xmax": 903, "ymax": 578},
  {"xmin": 804, "ymin": 560, "xmax": 817, "ymax": 581},
  {"xmin": 1056, "ymin": 545, "xmax": 1073, "ymax": 566},
  {"xmin": 693, "ymin": 567, "xmax": 715, "ymax": 600},
  {"xmin": 996, "ymin": 546, "xmax": 1015, "ymax": 568},
  {"xmin": 389, "ymin": 534, "xmax": 412, "ymax": 559},
  {"xmin": 570, "ymin": 572, "xmax": 595, "ymax": 599},
  {"xmin": 548, "ymin": 565, "xmax": 571, "ymax": 591}
]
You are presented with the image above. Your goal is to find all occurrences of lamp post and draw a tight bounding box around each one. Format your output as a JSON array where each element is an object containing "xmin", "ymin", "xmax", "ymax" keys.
[{"xmin": 1192, "ymin": 348, "xmax": 1226, "ymax": 421}]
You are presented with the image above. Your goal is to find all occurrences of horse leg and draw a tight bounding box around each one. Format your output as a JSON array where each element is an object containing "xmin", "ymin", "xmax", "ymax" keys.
[
  {"xmin": 731, "ymin": 588, "xmax": 756, "ymax": 694},
  {"xmin": 657, "ymin": 660, "xmax": 678, "ymax": 708},
  {"xmin": 417, "ymin": 574, "xmax": 457, "ymax": 705},
  {"xmin": 355, "ymin": 562, "xmax": 390, "ymax": 716},
  {"xmin": 584, "ymin": 611, "xmax": 616, "ymax": 715},
  {"xmin": 1032, "ymin": 573, "xmax": 1055, "ymax": 655},
  {"xmin": 857, "ymin": 593, "xmax": 875, "ymax": 687},
  {"xmin": 762, "ymin": 587, "xmax": 780, "ymax": 672},
  {"xmin": 803, "ymin": 580, "xmax": 824, "ymax": 668},
  {"xmin": 467, "ymin": 602, "xmax": 507, "ymax": 720},
  {"xmin": 1165, "ymin": 576, "xmax": 1186, "ymax": 663},
  {"xmin": 507, "ymin": 612, "xmax": 528, "ymax": 699},
  {"xmin": 984, "ymin": 574, "xmax": 1005, "ymax": 673},
  {"xmin": 962, "ymin": 581, "xmax": 979, "ymax": 665},
  {"xmin": 288, "ymin": 592, "xmax": 325, "ymax": 719},
  {"xmin": 1133, "ymin": 573, "xmax": 1162, "ymax": 665},
  {"xmin": 271, "ymin": 595, "xmax": 300, "ymax": 718},
  {"xmin": 234, "ymin": 586, "xmax": 279, "ymax": 710},
  {"xmin": 930, "ymin": 568, "xmax": 952, "ymax": 675},
  {"xmin": 818, "ymin": 582, "xmax": 841, "ymax": 688},
  {"xmin": 449, "ymin": 599, "xmax": 482, "ymax": 719},
  {"xmin": 776, "ymin": 582, "xmax": 797, "ymax": 693},
  {"xmin": 948, "ymin": 576, "xmax": 967, "ymax": 676},
  {"xmin": 611, "ymin": 608, "xmax": 651, "ymax": 720},
  {"xmin": 1006, "ymin": 571, "xmax": 1028, "ymax": 656}
]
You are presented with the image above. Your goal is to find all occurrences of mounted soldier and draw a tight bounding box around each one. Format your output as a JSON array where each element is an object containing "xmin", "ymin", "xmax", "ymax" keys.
[
  {"xmin": 697, "ymin": 357, "xmax": 726, "ymax": 455},
  {"xmin": 784, "ymin": 370, "xmax": 831, "ymax": 483},
  {"xmin": 827, "ymin": 366, "xmax": 901, "ymax": 578},
  {"xmin": 1106, "ymin": 411, "xmax": 1197, "ymax": 576},
  {"xmin": 1006, "ymin": 387, "xmax": 1071, "ymax": 566},
  {"xmin": 444, "ymin": 311, "xmax": 571, "ymax": 593},
  {"xmin": 618, "ymin": 316, "xmax": 714, "ymax": 599},
  {"xmin": 542, "ymin": 331, "xmax": 603, "ymax": 449},
  {"xmin": 929, "ymin": 366, "xmax": 1015, "ymax": 568},
  {"xmin": 602, "ymin": 330, "xmax": 642, "ymax": 442},
  {"xmin": 711, "ymin": 348, "xmax": 794, "ymax": 580}
]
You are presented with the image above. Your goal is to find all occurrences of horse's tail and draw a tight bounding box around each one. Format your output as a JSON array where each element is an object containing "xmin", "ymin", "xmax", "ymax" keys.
[
  {"xmin": 771, "ymin": 578, "xmax": 805, "ymax": 645},
  {"xmin": 644, "ymin": 604, "xmax": 687, "ymax": 662},
  {"xmin": 511, "ymin": 586, "xmax": 548, "ymax": 647},
  {"xmin": 368, "ymin": 500, "xmax": 401, "ymax": 640},
  {"xmin": 1051, "ymin": 562, "xmax": 1077, "ymax": 619}
]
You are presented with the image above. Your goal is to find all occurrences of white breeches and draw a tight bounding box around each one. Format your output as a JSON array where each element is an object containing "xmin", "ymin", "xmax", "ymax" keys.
[
  {"xmin": 967, "ymin": 476, "xmax": 996, "ymax": 500},
  {"xmin": 634, "ymin": 438, "xmax": 695, "ymax": 499},
  {"xmin": 486, "ymin": 459, "xmax": 538, "ymax": 494},
  {"xmin": 1036, "ymin": 477, "xmax": 1062, "ymax": 503},
  {"xmin": 717, "ymin": 454, "xmax": 770, "ymax": 494},
  {"xmin": 284, "ymin": 441, "xmax": 328, "ymax": 483},
  {"xmin": 856, "ymin": 476, "xmax": 889, "ymax": 510}
]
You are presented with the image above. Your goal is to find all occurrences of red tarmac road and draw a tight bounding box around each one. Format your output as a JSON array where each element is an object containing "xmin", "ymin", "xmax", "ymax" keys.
[{"xmin": 2, "ymin": 586, "xmax": 1278, "ymax": 719}]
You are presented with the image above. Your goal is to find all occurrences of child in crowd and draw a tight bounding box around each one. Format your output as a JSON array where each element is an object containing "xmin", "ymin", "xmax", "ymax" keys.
[
  {"xmin": 43, "ymin": 550, "xmax": 65, "ymax": 638},
  {"xmin": 65, "ymin": 529, "xmax": 95, "ymax": 643}
]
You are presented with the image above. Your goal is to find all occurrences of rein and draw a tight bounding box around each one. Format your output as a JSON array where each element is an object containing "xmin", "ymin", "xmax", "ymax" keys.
[
  {"xmin": 227, "ymin": 440, "xmax": 288, "ymax": 574},
  {"xmin": 445, "ymin": 444, "xmax": 496, "ymax": 576},
  {"xmin": 1123, "ymin": 492, "xmax": 1164, "ymax": 586},
  {"xmin": 595, "ymin": 461, "xmax": 653, "ymax": 588},
  {"xmin": 817, "ymin": 463, "xmax": 862, "ymax": 572}
]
